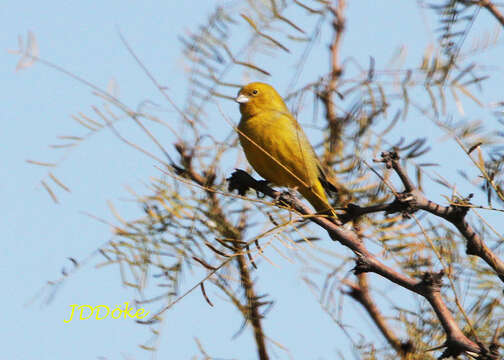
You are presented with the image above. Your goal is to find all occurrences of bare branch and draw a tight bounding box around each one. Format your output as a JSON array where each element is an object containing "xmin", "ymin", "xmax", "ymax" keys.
[
  {"xmin": 227, "ymin": 169, "xmax": 487, "ymax": 358},
  {"xmin": 320, "ymin": 0, "xmax": 346, "ymax": 157},
  {"xmin": 343, "ymin": 274, "xmax": 414, "ymax": 358},
  {"xmin": 380, "ymin": 151, "xmax": 504, "ymax": 282},
  {"xmin": 478, "ymin": 0, "xmax": 504, "ymax": 27}
]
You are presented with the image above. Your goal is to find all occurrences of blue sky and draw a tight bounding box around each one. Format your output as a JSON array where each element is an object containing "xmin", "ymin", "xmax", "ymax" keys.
[{"xmin": 3, "ymin": 1, "xmax": 504, "ymax": 359}]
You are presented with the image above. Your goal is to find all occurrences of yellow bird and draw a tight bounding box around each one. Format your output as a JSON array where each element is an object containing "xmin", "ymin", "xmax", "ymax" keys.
[{"xmin": 235, "ymin": 82, "xmax": 336, "ymax": 216}]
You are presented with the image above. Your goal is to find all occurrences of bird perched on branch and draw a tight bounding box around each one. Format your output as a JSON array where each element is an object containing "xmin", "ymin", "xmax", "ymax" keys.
[{"xmin": 235, "ymin": 82, "xmax": 337, "ymax": 216}]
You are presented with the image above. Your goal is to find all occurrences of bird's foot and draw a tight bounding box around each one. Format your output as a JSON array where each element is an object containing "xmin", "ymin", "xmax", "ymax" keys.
[{"xmin": 255, "ymin": 180, "xmax": 271, "ymax": 199}]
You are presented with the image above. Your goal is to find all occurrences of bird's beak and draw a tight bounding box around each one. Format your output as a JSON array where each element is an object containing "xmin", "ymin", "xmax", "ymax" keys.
[{"xmin": 235, "ymin": 94, "xmax": 249, "ymax": 103}]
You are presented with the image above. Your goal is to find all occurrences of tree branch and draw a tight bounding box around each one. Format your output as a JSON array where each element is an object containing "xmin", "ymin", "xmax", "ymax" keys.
[
  {"xmin": 343, "ymin": 274, "xmax": 414, "ymax": 358},
  {"xmin": 227, "ymin": 169, "xmax": 490, "ymax": 358},
  {"xmin": 478, "ymin": 0, "xmax": 504, "ymax": 27},
  {"xmin": 236, "ymin": 253, "xmax": 270, "ymax": 360},
  {"xmin": 378, "ymin": 151, "xmax": 504, "ymax": 282},
  {"xmin": 320, "ymin": 0, "xmax": 346, "ymax": 157},
  {"xmin": 339, "ymin": 202, "xmax": 404, "ymax": 224},
  {"xmin": 175, "ymin": 143, "xmax": 270, "ymax": 360}
]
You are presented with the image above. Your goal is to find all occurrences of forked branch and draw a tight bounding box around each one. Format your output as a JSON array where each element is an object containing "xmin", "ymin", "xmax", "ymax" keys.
[{"xmin": 228, "ymin": 168, "xmax": 493, "ymax": 359}]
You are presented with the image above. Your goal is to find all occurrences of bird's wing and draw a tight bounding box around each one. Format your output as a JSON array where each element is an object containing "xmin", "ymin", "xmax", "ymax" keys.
[
  {"xmin": 317, "ymin": 163, "xmax": 338, "ymax": 195},
  {"xmin": 280, "ymin": 110, "xmax": 339, "ymax": 196}
]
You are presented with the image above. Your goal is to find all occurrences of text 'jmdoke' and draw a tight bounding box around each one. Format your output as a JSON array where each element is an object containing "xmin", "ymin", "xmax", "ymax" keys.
[{"xmin": 63, "ymin": 302, "xmax": 149, "ymax": 323}]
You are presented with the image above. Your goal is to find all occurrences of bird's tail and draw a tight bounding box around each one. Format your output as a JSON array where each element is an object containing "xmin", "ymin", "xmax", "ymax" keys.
[{"xmin": 300, "ymin": 184, "xmax": 337, "ymax": 218}]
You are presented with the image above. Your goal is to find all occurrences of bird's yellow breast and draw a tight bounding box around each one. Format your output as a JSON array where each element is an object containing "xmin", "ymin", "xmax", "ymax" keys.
[{"xmin": 238, "ymin": 111, "xmax": 319, "ymax": 190}]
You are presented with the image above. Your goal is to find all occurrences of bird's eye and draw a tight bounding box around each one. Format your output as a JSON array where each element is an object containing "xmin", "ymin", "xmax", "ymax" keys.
[{"xmin": 252, "ymin": 89, "xmax": 259, "ymax": 95}]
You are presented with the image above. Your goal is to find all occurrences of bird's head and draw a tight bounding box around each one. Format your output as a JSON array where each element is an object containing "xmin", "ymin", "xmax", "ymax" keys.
[{"xmin": 235, "ymin": 82, "xmax": 288, "ymax": 117}]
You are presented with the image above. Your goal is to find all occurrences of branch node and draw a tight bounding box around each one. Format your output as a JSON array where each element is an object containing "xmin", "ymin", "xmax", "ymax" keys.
[
  {"xmin": 353, "ymin": 256, "xmax": 373, "ymax": 275},
  {"xmin": 393, "ymin": 191, "xmax": 420, "ymax": 218},
  {"xmin": 449, "ymin": 193, "xmax": 473, "ymax": 220},
  {"xmin": 417, "ymin": 270, "xmax": 445, "ymax": 294},
  {"xmin": 377, "ymin": 150, "xmax": 400, "ymax": 169},
  {"xmin": 339, "ymin": 203, "xmax": 361, "ymax": 223},
  {"xmin": 399, "ymin": 341, "xmax": 415, "ymax": 356}
]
